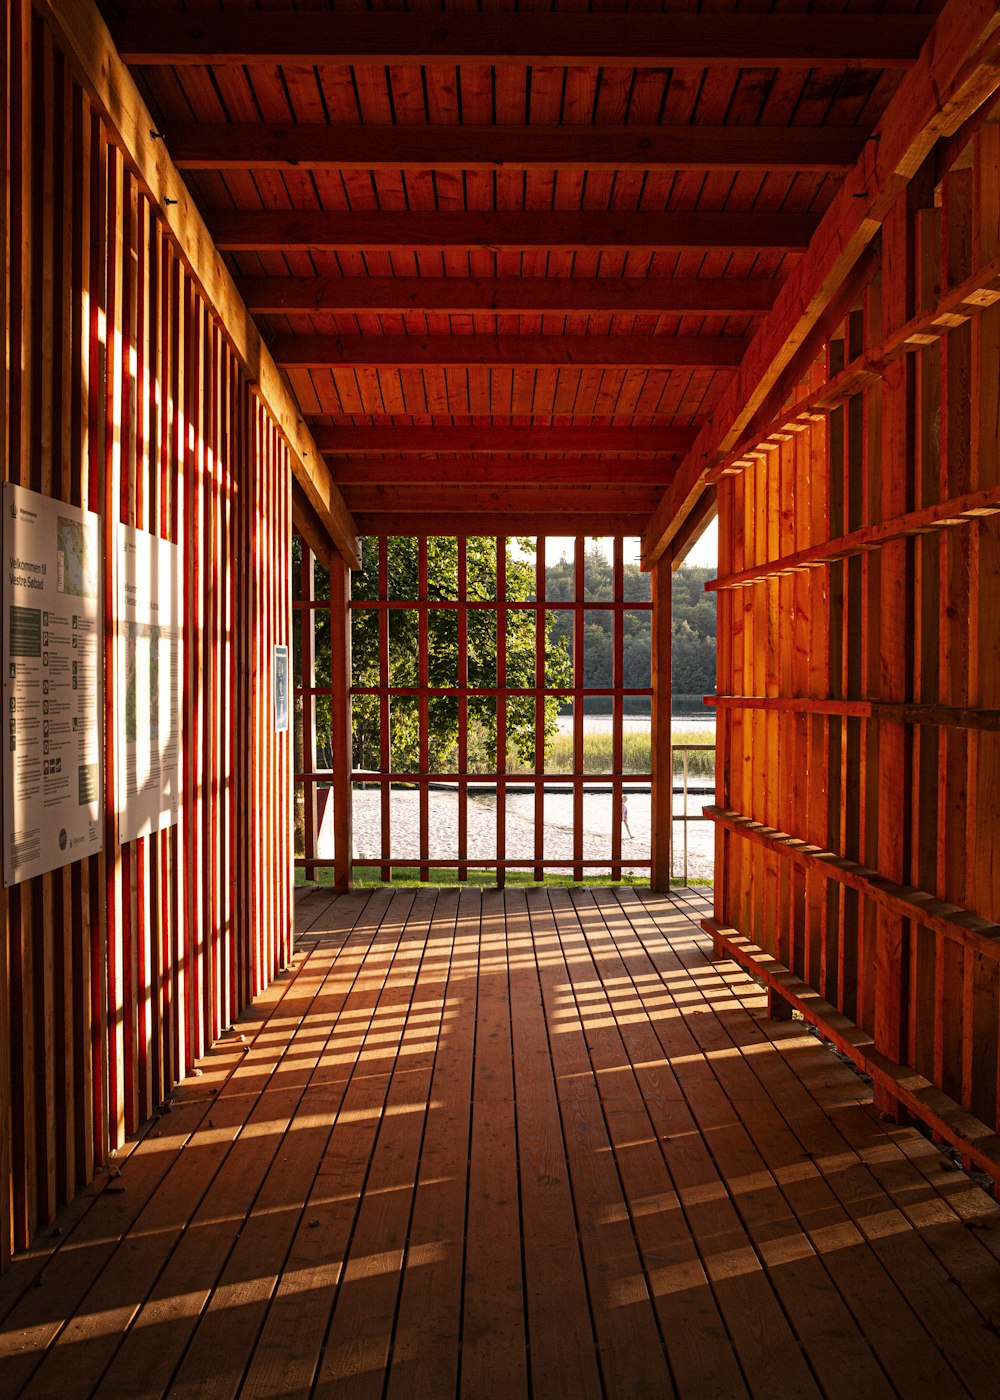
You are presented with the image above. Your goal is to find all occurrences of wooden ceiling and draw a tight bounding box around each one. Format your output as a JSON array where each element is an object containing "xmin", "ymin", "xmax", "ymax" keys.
[{"xmin": 100, "ymin": 0, "xmax": 945, "ymax": 549}]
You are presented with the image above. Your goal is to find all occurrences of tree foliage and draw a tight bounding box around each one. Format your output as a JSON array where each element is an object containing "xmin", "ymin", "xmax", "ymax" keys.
[{"xmin": 294, "ymin": 539, "xmax": 716, "ymax": 769}]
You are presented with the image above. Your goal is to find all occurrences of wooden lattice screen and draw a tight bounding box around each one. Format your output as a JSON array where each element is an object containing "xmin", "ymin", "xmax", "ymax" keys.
[
  {"xmin": 294, "ymin": 535, "xmax": 673, "ymax": 888},
  {"xmin": 706, "ymin": 124, "xmax": 1000, "ymax": 1186}
]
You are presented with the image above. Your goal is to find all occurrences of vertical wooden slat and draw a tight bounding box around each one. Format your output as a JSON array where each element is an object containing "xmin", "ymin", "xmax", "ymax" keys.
[
  {"xmin": 572, "ymin": 538, "xmax": 585, "ymax": 882},
  {"xmin": 331, "ymin": 557, "xmax": 354, "ymax": 894},
  {"xmin": 457, "ymin": 538, "xmax": 468, "ymax": 882},
  {"xmin": 650, "ymin": 554, "xmax": 672, "ymax": 893},
  {"xmin": 418, "ymin": 538, "xmax": 430, "ymax": 882},
  {"xmin": 534, "ymin": 538, "xmax": 545, "ymax": 883},
  {"xmin": 496, "ymin": 537, "xmax": 507, "ymax": 891},
  {"xmin": 379, "ymin": 537, "xmax": 391, "ymax": 882}
]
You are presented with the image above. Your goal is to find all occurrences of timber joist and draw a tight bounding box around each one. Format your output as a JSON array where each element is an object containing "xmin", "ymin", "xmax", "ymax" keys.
[
  {"xmin": 707, "ymin": 808, "xmax": 1000, "ymax": 958},
  {"xmin": 709, "ymin": 485, "xmax": 1000, "ymax": 591},
  {"xmin": 312, "ymin": 426, "xmax": 698, "ymax": 456},
  {"xmin": 110, "ymin": 12, "xmax": 935, "ymax": 68},
  {"xmin": 272, "ymin": 334, "xmax": 748, "ymax": 371},
  {"xmin": 707, "ymin": 250, "xmax": 1000, "ymax": 488},
  {"xmin": 702, "ymin": 921, "xmax": 1000, "ymax": 1189}
]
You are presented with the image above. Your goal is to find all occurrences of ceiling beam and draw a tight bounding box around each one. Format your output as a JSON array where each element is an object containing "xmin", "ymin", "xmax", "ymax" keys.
[
  {"xmin": 113, "ymin": 13, "xmax": 934, "ymax": 68},
  {"xmin": 353, "ymin": 512, "xmax": 650, "ymax": 537},
  {"xmin": 209, "ymin": 209, "xmax": 820, "ymax": 253},
  {"xmin": 327, "ymin": 459, "xmax": 674, "ymax": 485},
  {"xmin": 31, "ymin": 0, "xmax": 361, "ymax": 571},
  {"xmin": 272, "ymin": 333, "xmax": 747, "ymax": 369},
  {"xmin": 342, "ymin": 485, "xmax": 661, "ymax": 513},
  {"xmin": 642, "ymin": 0, "xmax": 1000, "ymax": 566},
  {"xmin": 166, "ymin": 123, "xmax": 868, "ymax": 174},
  {"xmin": 239, "ymin": 275, "xmax": 779, "ymax": 317},
  {"xmin": 311, "ymin": 426, "xmax": 697, "ymax": 454}
]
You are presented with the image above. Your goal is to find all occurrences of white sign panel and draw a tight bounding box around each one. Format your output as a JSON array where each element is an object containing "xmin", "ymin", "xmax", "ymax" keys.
[
  {"xmin": 2, "ymin": 483, "xmax": 103, "ymax": 886},
  {"xmin": 115, "ymin": 523, "xmax": 182, "ymax": 843}
]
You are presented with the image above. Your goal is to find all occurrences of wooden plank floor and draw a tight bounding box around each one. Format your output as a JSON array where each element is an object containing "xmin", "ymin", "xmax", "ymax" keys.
[{"xmin": 3, "ymin": 887, "xmax": 1000, "ymax": 1399}]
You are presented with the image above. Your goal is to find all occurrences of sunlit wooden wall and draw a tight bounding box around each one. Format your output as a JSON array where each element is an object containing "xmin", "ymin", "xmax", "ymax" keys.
[
  {"xmin": 707, "ymin": 125, "xmax": 1000, "ymax": 1181},
  {"xmin": 1, "ymin": 4, "xmax": 292, "ymax": 1266}
]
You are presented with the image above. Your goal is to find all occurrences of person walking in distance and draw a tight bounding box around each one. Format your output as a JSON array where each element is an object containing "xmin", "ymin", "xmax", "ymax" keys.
[{"xmin": 621, "ymin": 792, "xmax": 633, "ymax": 839}]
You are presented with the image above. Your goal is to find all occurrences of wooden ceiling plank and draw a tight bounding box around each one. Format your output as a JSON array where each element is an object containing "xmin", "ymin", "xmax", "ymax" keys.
[
  {"xmin": 35, "ymin": 0, "xmax": 361, "ymax": 570},
  {"xmin": 311, "ymin": 425, "xmax": 697, "ymax": 453},
  {"xmin": 208, "ymin": 209, "xmax": 821, "ymax": 252},
  {"xmin": 642, "ymin": 0, "xmax": 1000, "ymax": 565},
  {"xmin": 112, "ymin": 14, "xmax": 935, "ymax": 69},
  {"xmin": 164, "ymin": 123, "xmax": 869, "ymax": 173},
  {"xmin": 271, "ymin": 332, "xmax": 749, "ymax": 369}
]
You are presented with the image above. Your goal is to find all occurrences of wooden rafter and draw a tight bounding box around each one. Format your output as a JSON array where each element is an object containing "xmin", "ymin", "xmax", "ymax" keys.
[
  {"xmin": 351, "ymin": 511, "xmax": 649, "ymax": 536},
  {"xmin": 311, "ymin": 426, "xmax": 697, "ymax": 454},
  {"xmin": 32, "ymin": 0, "xmax": 361, "ymax": 570},
  {"xmin": 272, "ymin": 334, "xmax": 747, "ymax": 369},
  {"xmin": 641, "ymin": 0, "xmax": 1000, "ymax": 564},
  {"xmin": 166, "ymin": 123, "xmax": 868, "ymax": 173},
  {"xmin": 209, "ymin": 210, "xmax": 820, "ymax": 253},
  {"xmin": 341, "ymin": 484, "xmax": 661, "ymax": 514},
  {"xmin": 112, "ymin": 12, "xmax": 934, "ymax": 68},
  {"xmin": 238, "ymin": 276, "xmax": 779, "ymax": 317},
  {"xmin": 327, "ymin": 459, "xmax": 674, "ymax": 485}
]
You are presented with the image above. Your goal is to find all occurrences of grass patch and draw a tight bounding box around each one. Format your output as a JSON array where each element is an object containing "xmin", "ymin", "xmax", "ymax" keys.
[
  {"xmin": 296, "ymin": 866, "xmax": 653, "ymax": 889},
  {"xmin": 505, "ymin": 727, "xmax": 714, "ymax": 778}
]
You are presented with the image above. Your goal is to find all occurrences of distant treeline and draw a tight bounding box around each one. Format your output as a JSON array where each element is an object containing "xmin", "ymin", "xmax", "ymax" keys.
[{"xmin": 544, "ymin": 552, "xmax": 716, "ymax": 708}]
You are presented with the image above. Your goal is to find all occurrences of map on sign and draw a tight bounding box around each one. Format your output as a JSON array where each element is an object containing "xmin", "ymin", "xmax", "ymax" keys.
[
  {"xmin": 56, "ymin": 517, "xmax": 97, "ymax": 598},
  {"xmin": 124, "ymin": 622, "xmax": 161, "ymax": 745}
]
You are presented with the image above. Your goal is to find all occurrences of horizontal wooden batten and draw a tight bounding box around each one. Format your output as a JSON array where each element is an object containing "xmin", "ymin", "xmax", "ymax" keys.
[
  {"xmin": 273, "ymin": 334, "xmax": 748, "ymax": 370},
  {"xmin": 327, "ymin": 459, "xmax": 673, "ymax": 486},
  {"xmin": 702, "ymin": 922, "xmax": 1000, "ymax": 1188},
  {"xmin": 312, "ymin": 425, "xmax": 697, "ymax": 454},
  {"xmin": 341, "ymin": 485, "xmax": 661, "ymax": 514},
  {"xmin": 708, "ymin": 484, "xmax": 1000, "ymax": 590},
  {"xmin": 113, "ymin": 12, "xmax": 934, "ymax": 67},
  {"xmin": 707, "ymin": 808, "xmax": 1000, "ymax": 957},
  {"xmin": 166, "ymin": 123, "xmax": 869, "ymax": 173},
  {"xmin": 209, "ymin": 210, "xmax": 821, "ymax": 253},
  {"xmin": 239, "ymin": 275, "xmax": 780, "ymax": 318},
  {"xmin": 707, "ymin": 248, "xmax": 1000, "ymax": 485},
  {"xmin": 709, "ymin": 696, "xmax": 1000, "ymax": 732},
  {"xmin": 351, "ymin": 512, "xmax": 649, "ymax": 536}
]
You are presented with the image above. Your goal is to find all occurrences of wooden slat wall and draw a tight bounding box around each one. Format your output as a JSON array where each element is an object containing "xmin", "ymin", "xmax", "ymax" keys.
[
  {"xmin": 0, "ymin": 4, "xmax": 292, "ymax": 1267},
  {"xmin": 709, "ymin": 125, "xmax": 1000, "ymax": 1176}
]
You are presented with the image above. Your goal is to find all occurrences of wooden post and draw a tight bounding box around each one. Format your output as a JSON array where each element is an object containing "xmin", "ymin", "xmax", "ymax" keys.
[
  {"xmin": 300, "ymin": 543, "xmax": 317, "ymax": 868},
  {"xmin": 650, "ymin": 553, "xmax": 672, "ymax": 892},
  {"xmin": 330, "ymin": 556, "xmax": 354, "ymax": 893}
]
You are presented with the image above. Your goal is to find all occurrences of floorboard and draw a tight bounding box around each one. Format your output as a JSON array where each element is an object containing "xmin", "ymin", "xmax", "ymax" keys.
[{"xmin": 3, "ymin": 887, "xmax": 1000, "ymax": 1400}]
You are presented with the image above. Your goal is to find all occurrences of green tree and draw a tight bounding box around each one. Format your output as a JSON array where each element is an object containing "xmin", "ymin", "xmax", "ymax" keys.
[{"xmin": 296, "ymin": 537, "xmax": 572, "ymax": 774}]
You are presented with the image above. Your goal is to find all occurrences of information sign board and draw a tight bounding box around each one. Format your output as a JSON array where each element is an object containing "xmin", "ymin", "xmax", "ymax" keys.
[{"xmin": 2, "ymin": 483, "xmax": 103, "ymax": 885}]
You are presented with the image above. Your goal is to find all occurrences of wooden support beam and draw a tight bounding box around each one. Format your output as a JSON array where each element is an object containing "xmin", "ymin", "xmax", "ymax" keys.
[
  {"xmin": 312, "ymin": 425, "xmax": 697, "ymax": 455},
  {"xmin": 291, "ymin": 480, "xmax": 333, "ymax": 572},
  {"xmin": 210, "ymin": 209, "xmax": 820, "ymax": 254},
  {"xmin": 329, "ymin": 558, "xmax": 353, "ymax": 894},
  {"xmin": 351, "ymin": 512, "xmax": 649, "ymax": 537},
  {"xmin": 113, "ymin": 13, "xmax": 934, "ymax": 68},
  {"xmin": 32, "ymin": 0, "xmax": 360, "ymax": 570},
  {"xmin": 642, "ymin": 0, "xmax": 1000, "ymax": 564},
  {"xmin": 239, "ymin": 275, "xmax": 779, "ymax": 318},
  {"xmin": 709, "ymin": 695, "xmax": 1000, "ymax": 733},
  {"xmin": 273, "ymin": 333, "xmax": 748, "ymax": 369},
  {"xmin": 166, "ymin": 123, "xmax": 868, "ymax": 173},
  {"xmin": 327, "ymin": 459, "xmax": 674, "ymax": 486},
  {"xmin": 341, "ymin": 485, "xmax": 661, "ymax": 514},
  {"xmin": 650, "ymin": 554, "xmax": 673, "ymax": 892}
]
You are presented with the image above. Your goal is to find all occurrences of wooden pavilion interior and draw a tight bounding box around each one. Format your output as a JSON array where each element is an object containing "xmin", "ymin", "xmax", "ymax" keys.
[{"xmin": 4, "ymin": 0, "xmax": 1000, "ymax": 1394}]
